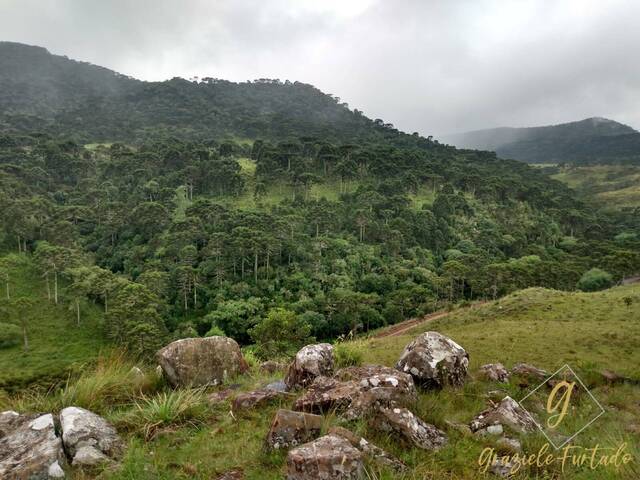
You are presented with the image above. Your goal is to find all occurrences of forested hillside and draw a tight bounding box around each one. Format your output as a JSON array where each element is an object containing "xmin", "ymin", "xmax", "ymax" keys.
[
  {"xmin": 441, "ymin": 117, "xmax": 640, "ymax": 165},
  {"xmin": 1, "ymin": 42, "xmax": 639, "ymax": 372}
]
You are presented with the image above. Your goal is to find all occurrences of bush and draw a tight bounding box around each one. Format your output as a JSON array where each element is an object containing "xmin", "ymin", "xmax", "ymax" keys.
[
  {"xmin": 249, "ymin": 308, "xmax": 313, "ymax": 360},
  {"xmin": 334, "ymin": 343, "xmax": 363, "ymax": 368},
  {"xmin": 577, "ymin": 268, "xmax": 613, "ymax": 292},
  {"xmin": 0, "ymin": 322, "xmax": 21, "ymax": 349}
]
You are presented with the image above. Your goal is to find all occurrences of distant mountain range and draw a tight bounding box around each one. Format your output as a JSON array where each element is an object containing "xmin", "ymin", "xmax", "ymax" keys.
[{"xmin": 440, "ymin": 117, "xmax": 640, "ymax": 165}]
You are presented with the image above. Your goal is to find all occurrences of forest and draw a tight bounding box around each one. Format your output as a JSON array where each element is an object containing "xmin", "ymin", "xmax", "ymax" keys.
[{"xmin": 1, "ymin": 127, "xmax": 639, "ymax": 364}]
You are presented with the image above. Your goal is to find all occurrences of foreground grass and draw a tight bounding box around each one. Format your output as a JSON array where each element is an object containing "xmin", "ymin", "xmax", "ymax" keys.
[
  {"xmin": 2, "ymin": 285, "xmax": 639, "ymax": 479},
  {"xmin": 0, "ymin": 253, "xmax": 107, "ymax": 391}
]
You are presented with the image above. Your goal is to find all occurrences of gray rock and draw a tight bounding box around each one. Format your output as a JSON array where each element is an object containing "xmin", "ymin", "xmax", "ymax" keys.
[
  {"xmin": 232, "ymin": 388, "xmax": 288, "ymax": 411},
  {"xmin": 490, "ymin": 457, "xmax": 517, "ymax": 477},
  {"xmin": 156, "ymin": 336, "xmax": 249, "ymax": 388},
  {"xmin": 328, "ymin": 426, "xmax": 406, "ymax": 472},
  {"xmin": 286, "ymin": 434, "xmax": 363, "ymax": 480},
  {"xmin": 264, "ymin": 380, "xmax": 287, "ymax": 392},
  {"xmin": 470, "ymin": 396, "xmax": 537, "ymax": 433},
  {"xmin": 285, "ymin": 343, "xmax": 334, "ymax": 390},
  {"xmin": 265, "ymin": 409, "xmax": 323, "ymax": 450},
  {"xmin": 72, "ymin": 445, "xmax": 111, "ymax": 466},
  {"xmin": 0, "ymin": 412, "xmax": 66, "ymax": 480},
  {"xmin": 48, "ymin": 460, "xmax": 66, "ymax": 478},
  {"xmin": 478, "ymin": 363, "xmax": 510, "ymax": 383},
  {"xmin": 511, "ymin": 363, "xmax": 548, "ymax": 383},
  {"xmin": 396, "ymin": 331, "xmax": 469, "ymax": 388},
  {"xmin": 60, "ymin": 407, "xmax": 123, "ymax": 465},
  {"xmin": 294, "ymin": 365, "xmax": 417, "ymax": 420},
  {"xmin": 497, "ymin": 437, "xmax": 522, "ymax": 452},
  {"xmin": 376, "ymin": 406, "xmax": 447, "ymax": 450}
]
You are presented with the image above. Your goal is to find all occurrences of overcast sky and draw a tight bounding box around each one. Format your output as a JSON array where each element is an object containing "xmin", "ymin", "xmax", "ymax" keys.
[{"xmin": 2, "ymin": 0, "xmax": 640, "ymax": 136}]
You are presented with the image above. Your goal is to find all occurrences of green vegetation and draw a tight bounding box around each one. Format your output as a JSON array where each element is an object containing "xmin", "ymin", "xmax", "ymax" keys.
[
  {"xmin": 0, "ymin": 254, "xmax": 107, "ymax": 390},
  {"xmin": 1, "ymin": 285, "xmax": 638, "ymax": 479}
]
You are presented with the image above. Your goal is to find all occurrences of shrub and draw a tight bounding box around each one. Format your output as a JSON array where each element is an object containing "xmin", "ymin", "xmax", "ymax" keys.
[
  {"xmin": 334, "ymin": 343, "xmax": 363, "ymax": 368},
  {"xmin": 0, "ymin": 322, "xmax": 21, "ymax": 349},
  {"xmin": 577, "ymin": 268, "xmax": 613, "ymax": 292},
  {"xmin": 249, "ymin": 308, "xmax": 313, "ymax": 359}
]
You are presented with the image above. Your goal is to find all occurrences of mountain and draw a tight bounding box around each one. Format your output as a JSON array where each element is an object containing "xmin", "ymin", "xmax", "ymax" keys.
[
  {"xmin": 440, "ymin": 117, "xmax": 640, "ymax": 165},
  {"xmin": 0, "ymin": 41, "xmax": 409, "ymax": 143}
]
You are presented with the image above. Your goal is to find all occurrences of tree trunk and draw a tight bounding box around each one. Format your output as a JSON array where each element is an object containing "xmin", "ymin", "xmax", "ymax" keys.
[
  {"xmin": 54, "ymin": 271, "xmax": 58, "ymax": 305},
  {"xmin": 45, "ymin": 273, "xmax": 51, "ymax": 301},
  {"xmin": 254, "ymin": 252, "xmax": 258, "ymax": 283}
]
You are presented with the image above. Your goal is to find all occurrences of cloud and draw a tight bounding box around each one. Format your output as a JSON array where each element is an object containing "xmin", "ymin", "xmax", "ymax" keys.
[{"xmin": 1, "ymin": 0, "xmax": 639, "ymax": 135}]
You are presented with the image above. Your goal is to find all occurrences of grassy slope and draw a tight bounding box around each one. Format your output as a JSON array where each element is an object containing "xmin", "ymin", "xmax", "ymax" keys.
[
  {"xmin": 552, "ymin": 166, "xmax": 640, "ymax": 209},
  {"xmin": 0, "ymin": 254, "xmax": 107, "ymax": 390},
  {"xmin": 2, "ymin": 285, "xmax": 634, "ymax": 479}
]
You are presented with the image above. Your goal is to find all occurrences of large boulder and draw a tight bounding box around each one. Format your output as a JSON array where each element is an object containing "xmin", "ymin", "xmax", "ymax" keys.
[
  {"xmin": 396, "ymin": 331, "xmax": 469, "ymax": 388},
  {"xmin": 286, "ymin": 434, "xmax": 363, "ymax": 480},
  {"xmin": 294, "ymin": 365, "xmax": 417, "ymax": 420},
  {"xmin": 265, "ymin": 409, "xmax": 323, "ymax": 450},
  {"xmin": 156, "ymin": 336, "xmax": 248, "ymax": 388},
  {"xmin": 375, "ymin": 406, "xmax": 447, "ymax": 450},
  {"xmin": 469, "ymin": 396, "xmax": 537, "ymax": 434},
  {"xmin": 59, "ymin": 407, "xmax": 123, "ymax": 466},
  {"xmin": 328, "ymin": 426, "xmax": 406, "ymax": 472},
  {"xmin": 285, "ymin": 343, "xmax": 334, "ymax": 390},
  {"xmin": 0, "ymin": 411, "xmax": 66, "ymax": 479}
]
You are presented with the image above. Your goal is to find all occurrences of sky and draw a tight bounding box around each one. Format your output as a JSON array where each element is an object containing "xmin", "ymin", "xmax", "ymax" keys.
[{"xmin": 1, "ymin": 0, "xmax": 640, "ymax": 136}]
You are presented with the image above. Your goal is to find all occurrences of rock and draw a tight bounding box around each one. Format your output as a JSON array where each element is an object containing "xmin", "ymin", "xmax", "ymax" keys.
[
  {"xmin": 285, "ymin": 343, "xmax": 334, "ymax": 390},
  {"xmin": 511, "ymin": 363, "xmax": 548, "ymax": 385},
  {"xmin": 260, "ymin": 361, "xmax": 284, "ymax": 374},
  {"xmin": 396, "ymin": 331, "xmax": 469, "ymax": 388},
  {"xmin": 286, "ymin": 434, "xmax": 363, "ymax": 480},
  {"xmin": 0, "ymin": 412, "xmax": 66, "ymax": 480},
  {"xmin": 375, "ymin": 406, "xmax": 447, "ymax": 450},
  {"xmin": 265, "ymin": 409, "xmax": 323, "ymax": 450},
  {"xmin": 216, "ymin": 469, "xmax": 244, "ymax": 479},
  {"xmin": 264, "ymin": 380, "xmax": 287, "ymax": 392},
  {"xmin": 48, "ymin": 460, "xmax": 66, "ymax": 478},
  {"xmin": 490, "ymin": 457, "xmax": 516, "ymax": 478},
  {"xmin": 478, "ymin": 363, "xmax": 510, "ymax": 383},
  {"xmin": 497, "ymin": 437, "xmax": 522, "ymax": 452},
  {"xmin": 156, "ymin": 336, "xmax": 248, "ymax": 388},
  {"xmin": 208, "ymin": 389, "xmax": 235, "ymax": 406},
  {"xmin": 232, "ymin": 389, "xmax": 287, "ymax": 411},
  {"xmin": 469, "ymin": 396, "xmax": 537, "ymax": 434},
  {"xmin": 328, "ymin": 426, "xmax": 406, "ymax": 472},
  {"xmin": 60, "ymin": 407, "xmax": 123, "ymax": 465},
  {"xmin": 477, "ymin": 424, "xmax": 503, "ymax": 436},
  {"xmin": 294, "ymin": 365, "xmax": 417, "ymax": 420},
  {"xmin": 72, "ymin": 445, "xmax": 111, "ymax": 466}
]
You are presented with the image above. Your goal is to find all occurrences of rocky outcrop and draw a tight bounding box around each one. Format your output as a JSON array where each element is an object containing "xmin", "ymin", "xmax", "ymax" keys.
[
  {"xmin": 265, "ymin": 409, "xmax": 323, "ymax": 450},
  {"xmin": 60, "ymin": 407, "xmax": 123, "ymax": 466},
  {"xmin": 294, "ymin": 365, "xmax": 417, "ymax": 420},
  {"xmin": 469, "ymin": 396, "xmax": 537, "ymax": 434},
  {"xmin": 286, "ymin": 434, "xmax": 363, "ymax": 480},
  {"xmin": 328, "ymin": 426, "xmax": 406, "ymax": 472},
  {"xmin": 375, "ymin": 406, "xmax": 447, "ymax": 450},
  {"xmin": 478, "ymin": 363, "xmax": 510, "ymax": 383},
  {"xmin": 396, "ymin": 332, "xmax": 469, "ymax": 388},
  {"xmin": 156, "ymin": 336, "xmax": 248, "ymax": 388},
  {"xmin": 0, "ymin": 411, "xmax": 66, "ymax": 479},
  {"xmin": 285, "ymin": 343, "xmax": 334, "ymax": 390},
  {"xmin": 232, "ymin": 389, "xmax": 288, "ymax": 411}
]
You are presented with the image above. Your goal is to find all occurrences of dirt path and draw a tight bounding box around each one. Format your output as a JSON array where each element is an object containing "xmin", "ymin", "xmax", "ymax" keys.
[{"xmin": 374, "ymin": 301, "xmax": 489, "ymax": 339}]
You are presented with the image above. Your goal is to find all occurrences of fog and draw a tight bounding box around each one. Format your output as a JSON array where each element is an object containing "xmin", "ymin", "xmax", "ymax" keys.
[{"xmin": 2, "ymin": 0, "xmax": 639, "ymax": 136}]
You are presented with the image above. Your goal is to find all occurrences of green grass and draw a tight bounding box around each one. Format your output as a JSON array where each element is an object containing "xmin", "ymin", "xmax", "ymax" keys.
[
  {"xmin": 2, "ymin": 282, "xmax": 639, "ymax": 479},
  {"xmin": 0, "ymin": 253, "xmax": 108, "ymax": 391}
]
